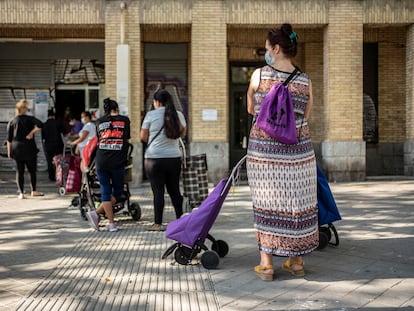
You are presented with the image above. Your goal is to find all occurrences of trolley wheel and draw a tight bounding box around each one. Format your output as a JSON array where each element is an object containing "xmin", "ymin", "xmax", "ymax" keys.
[
  {"xmin": 317, "ymin": 231, "xmax": 329, "ymax": 250},
  {"xmin": 129, "ymin": 202, "xmax": 141, "ymax": 221},
  {"xmin": 174, "ymin": 247, "xmax": 192, "ymax": 265},
  {"xmin": 79, "ymin": 207, "xmax": 87, "ymax": 221},
  {"xmin": 58, "ymin": 187, "xmax": 66, "ymax": 196},
  {"xmin": 320, "ymin": 226, "xmax": 332, "ymax": 242},
  {"xmin": 200, "ymin": 251, "xmax": 220, "ymax": 269},
  {"xmin": 211, "ymin": 240, "xmax": 229, "ymax": 258}
]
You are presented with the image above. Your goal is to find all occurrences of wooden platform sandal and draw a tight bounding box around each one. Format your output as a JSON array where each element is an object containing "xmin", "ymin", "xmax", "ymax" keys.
[
  {"xmin": 281, "ymin": 260, "xmax": 305, "ymax": 277},
  {"xmin": 254, "ymin": 265, "xmax": 274, "ymax": 281}
]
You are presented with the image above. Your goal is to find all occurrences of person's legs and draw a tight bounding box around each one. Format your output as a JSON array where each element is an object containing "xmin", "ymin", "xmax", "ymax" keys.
[
  {"xmin": 15, "ymin": 160, "xmax": 25, "ymax": 196},
  {"xmin": 281, "ymin": 254, "xmax": 305, "ymax": 277},
  {"xmin": 45, "ymin": 150, "xmax": 56, "ymax": 181},
  {"xmin": 145, "ymin": 158, "xmax": 166, "ymax": 225},
  {"xmin": 255, "ymin": 251, "xmax": 274, "ymax": 281},
  {"xmin": 95, "ymin": 168, "xmax": 115, "ymax": 222},
  {"xmin": 86, "ymin": 168, "xmax": 115, "ymax": 231},
  {"xmin": 164, "ymin": 157, "xmax": 183, "ymax": 219},
  {"xmin": 111, "ymin": 166, "xmax": 125, "ymax": 203},
  {"xmin": 26, "ymin": 156, "xmax": 38, "ymax": 192},
  {"xmin": 99, "ymin": 166, "xmax": 124, "ymax": 231}
]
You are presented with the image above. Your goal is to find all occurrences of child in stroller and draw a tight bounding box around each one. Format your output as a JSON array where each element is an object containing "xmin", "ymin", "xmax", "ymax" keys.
[{"xmin": 78, "ymin": 136, "xmax": 141, "ymax": 228}]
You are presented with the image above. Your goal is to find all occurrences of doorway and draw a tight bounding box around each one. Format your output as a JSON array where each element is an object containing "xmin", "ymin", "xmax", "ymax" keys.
[
  {"xmin": 229, "ymin": 63, "xmax": 260, "ymax": 170},
  {"xmin": 55, "ymin": 89, "xmax": 85, "ymax": 122}
]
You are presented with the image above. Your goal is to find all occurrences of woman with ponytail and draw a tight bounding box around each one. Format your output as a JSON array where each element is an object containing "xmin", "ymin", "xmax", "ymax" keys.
[
  {"xmin": 140, "ymin": 89, "xmax": 187, "ymax": 231},
  {"xmin": 246, "ymin": 23, "xmax": 318, "ymax": 280},
  {"xmin": 85, "ymin": 98, "xmax": 131, "ymax": 232}
]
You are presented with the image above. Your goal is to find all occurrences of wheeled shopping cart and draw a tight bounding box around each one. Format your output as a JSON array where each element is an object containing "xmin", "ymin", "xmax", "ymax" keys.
[{"xmin": 162, "ymin": 156, "xmax": 246, "ymax": 269}]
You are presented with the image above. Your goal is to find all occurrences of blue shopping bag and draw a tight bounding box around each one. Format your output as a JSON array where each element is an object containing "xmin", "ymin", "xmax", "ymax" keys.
[{"xmin": 317, "ymin": 165, "xmax": 341, "ymax": 225}]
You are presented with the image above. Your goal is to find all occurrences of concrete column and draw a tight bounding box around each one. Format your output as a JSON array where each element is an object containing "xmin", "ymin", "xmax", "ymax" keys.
[
  {"xmin": 191, "ymin": 0, "xmax": 228, "ymax": 183},
  {"xmin": 405, "ymin": 24, "xmax": 414, "ymax": 176},
  {"xmin": 106, "ymin": 1, "xmax": 143, "ymax": 185},
  {"xmin": 322, "ymin": 0, "xmax": 365, "ymax": 181}
]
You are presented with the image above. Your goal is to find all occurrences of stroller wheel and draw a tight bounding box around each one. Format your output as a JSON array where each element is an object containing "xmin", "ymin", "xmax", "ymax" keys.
[
  {"xmin": 58, "ymin": 187, "xmax": 66, "ymax": 196},
  {"xmin": 200, "ymin": 251, "xmax": 220, "ymax": 269},
  {"xmin": 129, "ymin": 202, "xmax": 141, "ymax": 221},
  {"xmin": 174, "ymin": 247, "xmax": 192, "ymax": 265},
  {"xmin": 211, "ymin": 240, "xmax": 229, "ymax": 258},
  {"xmin": 317, "ymin": 231, "xmax": 329, "ymax": 250},
  {"xmin": 320, "ymin": 226, "xmax": 332, "ymax": 242}
]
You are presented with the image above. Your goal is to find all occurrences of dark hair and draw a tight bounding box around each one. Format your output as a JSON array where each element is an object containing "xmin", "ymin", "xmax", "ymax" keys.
[
  {"xmin": 103, "ymin": 98, "xmax": 119, "ymax": 115},
  {"xmin": 153, "ymin": 89, "xmax": 181, "ymax": 139},
  {"xmin": 47, "ymin": 109, "xmax": 55, "ymax": 117},
  {"xmin": 267, "ymin": 23, "xmax": 298, "ymax": 58},
  {"xmin": 82, "ymin": 111, "xmax": 92, "ymax": 119}
]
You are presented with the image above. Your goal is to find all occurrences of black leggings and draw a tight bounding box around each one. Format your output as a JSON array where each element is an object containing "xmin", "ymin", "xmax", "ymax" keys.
[
  {"xmin": 15, "ymin": 157, "xmax": 37, "ymax": 194},
  {"xmin": 145, "ymin": 157, "xmax": 183, "ymax": 225}
]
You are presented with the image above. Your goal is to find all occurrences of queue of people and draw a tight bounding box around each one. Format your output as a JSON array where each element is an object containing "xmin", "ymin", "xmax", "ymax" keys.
[
  {"xmin": 5, "ymin": 23, "xmax": 317, "ymax": 282},
  {"xmin": 6, "ymin": 102, "xmax": 99, "ymax": 199}
]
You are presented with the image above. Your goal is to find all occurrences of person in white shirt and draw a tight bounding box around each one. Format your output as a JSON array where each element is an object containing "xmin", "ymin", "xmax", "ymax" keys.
[{"xmin": 69, "ymin": 111, "xmax": 97, "ymax": 157}]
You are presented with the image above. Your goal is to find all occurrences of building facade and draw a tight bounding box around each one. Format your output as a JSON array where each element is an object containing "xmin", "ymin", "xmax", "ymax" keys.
[{"xmin": 0, "ymin": 0, "xmax": 413, "ymax": 183}]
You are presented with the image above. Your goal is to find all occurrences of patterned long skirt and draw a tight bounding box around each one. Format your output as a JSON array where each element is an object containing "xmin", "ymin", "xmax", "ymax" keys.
[{"xmin": 247, "ymin": 124, "xmax": 319, "ymax": 257}]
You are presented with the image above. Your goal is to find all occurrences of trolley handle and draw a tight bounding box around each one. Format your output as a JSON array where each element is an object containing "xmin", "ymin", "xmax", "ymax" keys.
[{"xmin": 221, "ymin": 155, "xmax": 247, "ymax": 196}]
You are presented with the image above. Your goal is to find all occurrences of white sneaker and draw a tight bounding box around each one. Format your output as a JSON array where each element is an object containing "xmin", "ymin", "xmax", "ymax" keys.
[
  {"xmin": 86, "ymin": 210, "xmax": 100, "ymax": 231},
  {"xmin": 107, "ymin": 223, "xmax": 118, "ymax": 232}
]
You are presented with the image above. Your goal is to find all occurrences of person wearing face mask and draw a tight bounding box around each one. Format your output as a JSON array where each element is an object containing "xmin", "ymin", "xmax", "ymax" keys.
[
  {"xmin": 69, "ymin": 111, "xmax": 96, "ymax": 157},
  {"xmin": 246, "ymin": 23, "xmax": 318, "ymax": 281}
]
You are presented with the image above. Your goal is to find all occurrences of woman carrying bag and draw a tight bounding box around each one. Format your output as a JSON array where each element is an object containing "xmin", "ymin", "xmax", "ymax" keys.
[{"xmin": 140, "ymin": 89, "xmax": 187, "ymax": 231}]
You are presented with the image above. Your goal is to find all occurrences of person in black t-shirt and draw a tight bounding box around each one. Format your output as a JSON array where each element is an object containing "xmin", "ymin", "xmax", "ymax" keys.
[
  {"xmin": 6, "ymin": 99, "xmax": 44, "ymax": 199},
  {"xmin": 85, "ymin": 98, "xmax": 130, "ymax": 232},
  {"xmin": 42, "ymin": 109, "xmax": 67, "ymax": 182}
]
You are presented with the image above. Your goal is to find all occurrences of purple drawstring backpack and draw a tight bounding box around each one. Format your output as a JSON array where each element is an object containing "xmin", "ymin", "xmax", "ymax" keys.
[{"xmin": 255, "ymin": 68, "xmax": 299, "ymax": 144}]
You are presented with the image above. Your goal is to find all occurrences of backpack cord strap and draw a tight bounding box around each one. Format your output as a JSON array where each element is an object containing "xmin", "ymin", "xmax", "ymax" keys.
[{"xmin": 282, "ymin": 68, "xmax": 299, "ymax": 86}]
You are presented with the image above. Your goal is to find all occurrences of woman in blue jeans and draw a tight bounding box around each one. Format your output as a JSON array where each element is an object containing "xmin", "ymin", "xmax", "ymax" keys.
[
  {"xmin": 140, "ymin": 89, "xmax": 187, "ymax": 231},
  {"xmin": 85, "ymin": 98, "xmax": 130, "ymax": 232}
]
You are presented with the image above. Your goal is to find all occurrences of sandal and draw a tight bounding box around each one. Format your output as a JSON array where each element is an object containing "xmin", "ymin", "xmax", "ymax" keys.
[
  {"xmin": 254, "ymin": 265, "xmax": 274, "ymax": 281},
  {"xmin": 31, "ymin": 191, "xmax": 44, "ymax": 197},
  {"xmin": 282, "ymin": 260, "xmax": 305, "ymax": 277}
]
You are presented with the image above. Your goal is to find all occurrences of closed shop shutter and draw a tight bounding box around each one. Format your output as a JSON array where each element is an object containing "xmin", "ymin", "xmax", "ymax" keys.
[
  {"xmin": 0, "ymin": 59, "xmax": 52, "ymax": 170},
  {"xmin": 144, "ymin": 43, "xmax": 188, "ymax": 120}
]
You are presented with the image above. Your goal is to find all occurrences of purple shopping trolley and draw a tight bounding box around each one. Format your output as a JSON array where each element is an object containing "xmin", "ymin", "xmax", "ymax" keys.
[{"xmin": 162, "ymin": 155, "xmax": 247, "ymax": 269}]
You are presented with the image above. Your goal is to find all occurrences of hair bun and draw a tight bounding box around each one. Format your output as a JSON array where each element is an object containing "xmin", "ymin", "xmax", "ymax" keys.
[{"xmin": 281, "ymin": 23, "xmax": 293, "ymax": 36}]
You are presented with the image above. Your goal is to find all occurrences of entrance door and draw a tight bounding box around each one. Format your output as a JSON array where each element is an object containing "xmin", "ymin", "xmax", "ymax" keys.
[
  {"xmin": 229, "ymin": 85, "xmax": 252, "ymax": 168},
  {"xmin": 55, "ymin": 89, "xmax": 85, "ymax": 121},
  {"xmin": 229, "ymin": 63, "xmax": 261, "ymax": 170}
]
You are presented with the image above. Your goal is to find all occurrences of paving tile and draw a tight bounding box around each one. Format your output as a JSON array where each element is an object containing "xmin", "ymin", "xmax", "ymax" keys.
[{"xmin": 2, "ymin": 172, "xmax": 414, "ymax": 310}]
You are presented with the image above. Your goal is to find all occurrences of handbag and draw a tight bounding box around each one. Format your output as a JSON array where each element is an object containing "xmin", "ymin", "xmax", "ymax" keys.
[{"xmin": 255, "ymin": 68, "xmax": 299, "ymax": 144}]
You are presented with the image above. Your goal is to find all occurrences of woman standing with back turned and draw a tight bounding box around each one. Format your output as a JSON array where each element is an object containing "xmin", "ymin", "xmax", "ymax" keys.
[
  {"xmin": 140, "ymin": 89, "xmax": 186, "ymax": 231},
  {"xmin": 85, "ymin": 98, "xmax": 130, "ymax": 232},
  {"xmin": 7, "ymin": 99, "xmax": 44, "ymax": 199},
  {"xmin": 246, "ymin": 23, "xmax": 318, "ymax": 281}
]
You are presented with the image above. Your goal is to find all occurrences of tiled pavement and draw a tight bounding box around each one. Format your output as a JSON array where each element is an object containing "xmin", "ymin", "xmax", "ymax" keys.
[{"xmin": 0, "ymin": 171, "xmax": 413, "ymax": 310}]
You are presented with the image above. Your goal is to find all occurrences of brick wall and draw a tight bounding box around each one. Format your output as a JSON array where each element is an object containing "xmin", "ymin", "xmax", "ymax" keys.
[
  {"xmin": 324, "ymin": 0, "xmax": 364, "ymax": 142},
  {"xmin": 407, "ymin": 25, "xmax": 414, "ymax": 140},
  {"xmin": 191, "ymin": 0, "xmax": 227, "ymax": 142},
  {"xmin": 378, "ymin": 29, "xmax": 406, "ymax": 143}
]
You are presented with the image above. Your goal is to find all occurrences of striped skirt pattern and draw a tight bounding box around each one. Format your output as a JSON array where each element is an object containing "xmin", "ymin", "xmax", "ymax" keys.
[{"xmin": 247, "ymin": 123, "xmax": 319, "ymax": 257}]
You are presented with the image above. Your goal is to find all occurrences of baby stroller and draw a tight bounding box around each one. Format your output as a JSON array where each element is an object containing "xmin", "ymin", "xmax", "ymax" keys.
[
  {"xmin": 316, "ymin": 165, "xmax": 341, "ymax": 250},
  {"xmin": 77, "ymin": 138, "xmax": 141, "ymax": 222},
  {"xmin": 53, "ymin": 135, "xmax": 81, "ymax": 196},
  {"xmin": 162, "ymin": 156, "xmax": 246, "ymax": 269}
]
